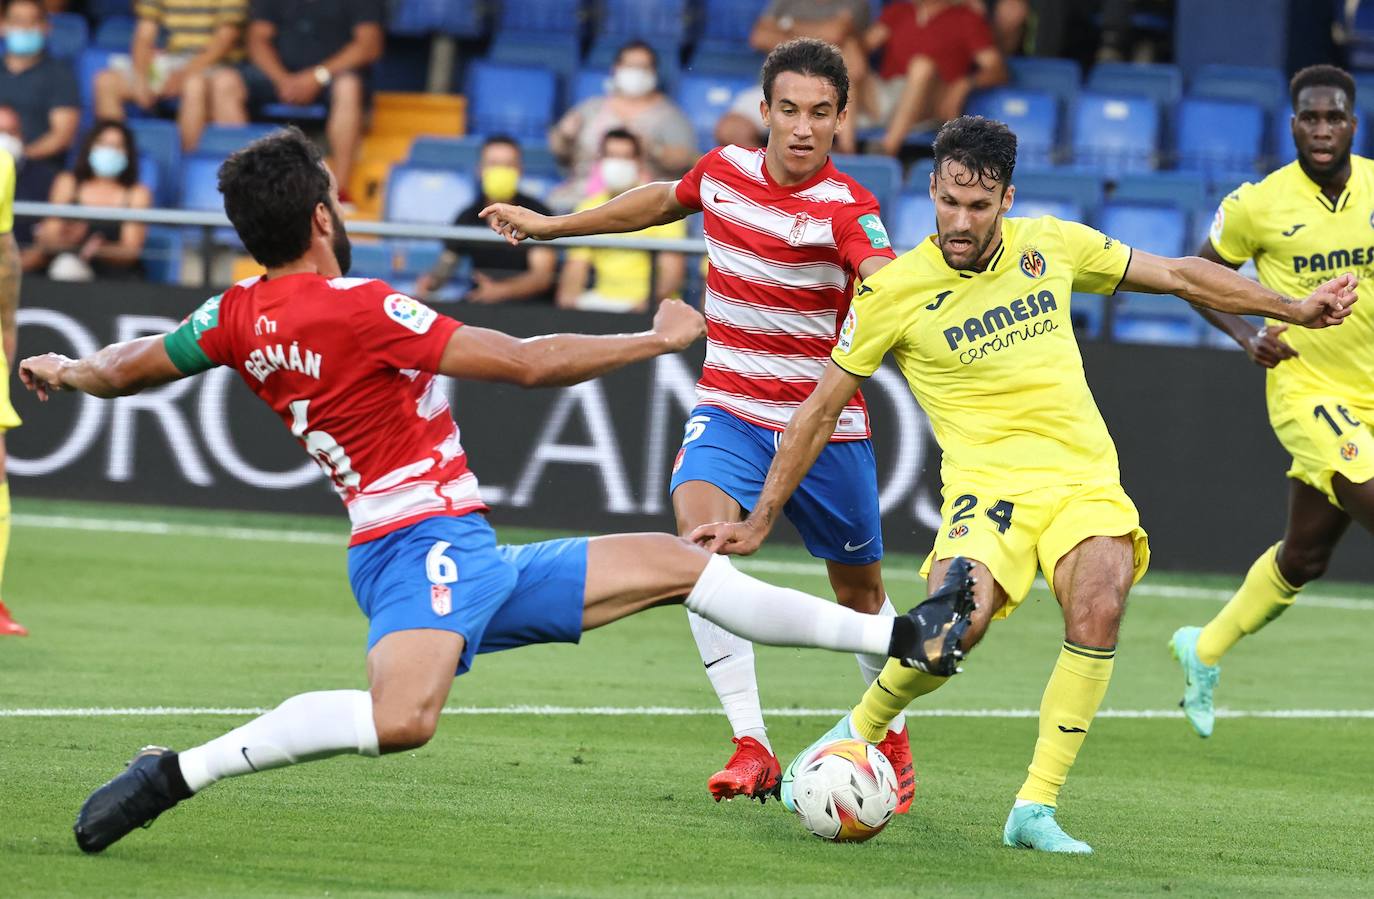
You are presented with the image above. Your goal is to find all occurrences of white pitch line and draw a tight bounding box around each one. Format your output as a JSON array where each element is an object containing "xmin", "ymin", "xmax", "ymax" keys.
[
  {"xmin": 2, "ymin": 706, "xmax": 1372, "ymax": 720},
  {"xmin": 13, "ymin": 512, "xmax": 1374, "ymax": 610}
]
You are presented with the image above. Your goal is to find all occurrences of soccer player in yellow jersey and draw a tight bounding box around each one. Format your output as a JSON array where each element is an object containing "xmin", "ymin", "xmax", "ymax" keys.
[
  {"xmin": 1169, "ymin": 65, "xmax": 1374, "ymax": 738},
  {"xmin": 692, "ymin": 115, "xmax": 1357, "ymax": 853},
  {"xmin": 0, "ymin": 144, "xmax": 23, "ymax": 636}
]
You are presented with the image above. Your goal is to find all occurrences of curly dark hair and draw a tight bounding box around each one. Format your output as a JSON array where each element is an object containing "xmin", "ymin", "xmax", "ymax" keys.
[
  {"xmin": 1290, "ymin": 64, "xmax": 1355, "ymax": 111},
  {"xmin": 72, "ymin": 120, "xmax": 141, "ymax": 188},
  {"xmin": 761, "ymin": 37, "xmax": 849, "ymax": 112},
  {"xmin": 932, "ymin": 116, "xmax": 1018, "ymax": 192},
  {"xmin": 218, "ymin": 127, "xmax": 332, "ymax": 268}
]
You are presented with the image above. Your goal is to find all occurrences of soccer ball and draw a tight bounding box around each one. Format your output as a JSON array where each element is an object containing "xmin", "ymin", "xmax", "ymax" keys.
[{"xmin": 789, "ymin": 738, "xmax": 899, "ymax": 843}]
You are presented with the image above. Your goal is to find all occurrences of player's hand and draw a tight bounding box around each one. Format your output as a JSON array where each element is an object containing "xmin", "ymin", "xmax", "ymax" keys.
[
  {"xmin": 480, "ymin": 204, "xmax": 555, "ymax": 245},
  {"xmin": 1242, "ymin": 323, "xmax": 1299, "ymax": 369},
  {"xmin": 19, "ymin": 353, "xmax": 71, "ymax": 402},
  {"xmin": 651, "ymin": 298, "xmax": 706, "ymax": 351},
  {"xmin": 1292, "ymin": 272, "xmax": 1358, "ymax": 328},
  {"xmin": 690, "ymin": 517, "xmax": 771, "ymax": 556}
]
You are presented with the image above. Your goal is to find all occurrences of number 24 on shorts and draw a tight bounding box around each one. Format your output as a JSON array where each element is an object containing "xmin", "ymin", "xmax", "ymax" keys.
[{"xmin": 950, "ymin": 494, "xmax": 1015, "ymax": 534}]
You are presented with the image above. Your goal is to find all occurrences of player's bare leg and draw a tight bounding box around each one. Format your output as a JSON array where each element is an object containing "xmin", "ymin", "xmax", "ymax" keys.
[
  {"xmin": 0, "ymin": 433, "xmax": 24, "ymax": 637},
  {"xmin": 1006, "ymin": 535, "xmax": 1133, "ymax": 855}
]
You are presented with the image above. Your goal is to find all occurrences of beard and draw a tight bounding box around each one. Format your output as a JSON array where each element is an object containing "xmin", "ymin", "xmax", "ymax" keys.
[
  {"xmin": 937, "ymin": 222, "xmax": 998, "ymax": 270},
  {"xmin": 329, "ymin": 206, "xmax": 352, "ymax": 276}
]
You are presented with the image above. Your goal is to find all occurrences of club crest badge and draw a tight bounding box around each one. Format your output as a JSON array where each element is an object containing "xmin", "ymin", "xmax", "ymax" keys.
[
  {"xmin": 948, "ymin": 524, "xmax": 969, "ymax": 539},
  {"xmin": 1019, "ymin": 248, "xmax": 1046, "ymax": 278},
  {"xmin": 1341, "ymin": 441, "xmax": 1360, "ymax": 461}
]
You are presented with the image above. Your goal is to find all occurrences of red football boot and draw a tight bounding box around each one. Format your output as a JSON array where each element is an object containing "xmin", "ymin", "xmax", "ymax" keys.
[
  {"xmin": 706, "ymin": 736, "xmax": 781, "ymax": 803},
  {"xmin": 0, "ymin": 599, "xmax": 28, "ymax": 636},
  {"xmin": 876, "ymin": 725, "xmax": 916, "ymax": 814}
]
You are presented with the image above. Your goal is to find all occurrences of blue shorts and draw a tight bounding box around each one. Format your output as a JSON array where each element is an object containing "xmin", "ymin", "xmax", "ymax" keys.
[
  {"xmin": 347, "ymin": 514, "xmax": 588, "ymax": 676},
  {"xmin": 668, "ymin": 405, "xmax": 884, "ymax": 565}
]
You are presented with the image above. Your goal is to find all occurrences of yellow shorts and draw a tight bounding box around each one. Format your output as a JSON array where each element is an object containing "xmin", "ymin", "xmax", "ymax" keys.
[
  {"xmin": 919, "ymin": 481, "xmax": 1150, "ymax": 619},
  {"xmin": 1269, "ymin": 393, "xmax": 1374, "ymax": 507},
  {"xmin": 0, "ymin": 348, "xmax": 20, "ymax": 432}
]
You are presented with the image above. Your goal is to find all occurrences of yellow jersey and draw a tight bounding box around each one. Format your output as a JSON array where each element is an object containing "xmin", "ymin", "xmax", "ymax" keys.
[
  {"xmin": 1209, "ymin": 157, "xmax": 1374, "ymax": 401},
  {"xmin": 568, "ymin": 191, "xmax": 687, "ymax": 308},
  {"xmin": 832, "ymin": 215, "xmax": 1131, "ymax": 491},
  {"xmin": 0, "ymin": 148, "xmax": 13, "ymax": 235}
]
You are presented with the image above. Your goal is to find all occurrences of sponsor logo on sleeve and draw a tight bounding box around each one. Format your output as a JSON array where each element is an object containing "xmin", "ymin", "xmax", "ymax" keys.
[
  {"xmin": 836, "ymin": 306, "xmax": 857, "ymax": 352},
  {"xmin": 190, "ymin": 294, "xmax": 223, "ymax": 337},
  {"xmin": 857, "ymin": 213, "xmax": 891, "ymax": 249},
  {"xmin": 384, "ymin": 293, "xmax": 438, "ymax": 334}
]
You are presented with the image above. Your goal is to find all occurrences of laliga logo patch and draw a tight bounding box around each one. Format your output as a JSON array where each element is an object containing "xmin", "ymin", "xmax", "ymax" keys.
[
  {"xmin": 385, "ymin": 293, "xmax": 437, "ymax": 334},
  {"xmin": 1341, "ymin": 441, "xmax": 1360, "ymax": 461},
  {"xmin": 947, "ymin": 524, "xmax": 969, "ymax": 539},
  {"xmin": 431, "ymin": 583, "xmax": 452, "ymax": 616},
  {"xmin": 1019, "ymin": 248, "xmax": 1046, "ymax": 279},
  {"xmin": 836, "ymin": 306, "xmax": 857, "ymax": 352},
  {"xmin": 672, "ymin": 447, "xmax": 686, "ymax": 474}
]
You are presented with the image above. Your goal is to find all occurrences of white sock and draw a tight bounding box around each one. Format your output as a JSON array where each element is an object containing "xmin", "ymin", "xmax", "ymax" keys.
[
  {"xmin": 178, "ymin": 689, "xmax": 379, "ymax": 794},
  {"xmin": 854, "ymin": 596, "xmax": 907, "ymax": 735},
  {"xmin": 684, "ymin": 555, "xmax": 893, "ymax": 657},
  {"xmin": 687, "ymin": 610, "xmax": 770, "ymax": 753}
]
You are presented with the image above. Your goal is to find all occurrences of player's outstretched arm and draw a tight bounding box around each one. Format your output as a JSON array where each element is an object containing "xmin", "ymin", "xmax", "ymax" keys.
[
  {"xmin": 437, "ymin": 298, "xmax": 705, "ymax": 387},
  {"xmin": 1184, "ymin": 241, "xmax": 1299, "ymax": 368},
  {"xmin": 19, "ymin": 335, "xmax": 186, "ymax": 401},
  {"xmin": 481, "ymin": 182, "xmax": 691, "ymax": 245},
  {"xmin": 1121, "ymin": 250, "xmax": 1357, "ymax": 329},
  {"xmin": 691, "ymin": 362, "xmax": 865, "ymax": 555}
]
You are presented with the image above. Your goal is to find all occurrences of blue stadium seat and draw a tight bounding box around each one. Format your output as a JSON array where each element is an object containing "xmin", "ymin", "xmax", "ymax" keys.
[
  {"xmin": 128, "ymin": 119, "xmax": 181, "ymax": 204},
  {"xmin": 89, "ymin": 0, "xmax": 133, "ymax": 18},
  {"xmin": 1110, "ymin": 171, "xmax": 1208, "ymax": 211},
  {"xmin": 465, "ymin": 62, "xmax": 558, "ymax": 142},
  {"xmin": 1112, "ymin": 294, "xmax": 1205, "ymax": 346},
  {"xmin": 180, "ymin": 155, "xmax": 223, "ymax": 212},
  {"xmin": 1190, "ymin": 65, "xmax": 1288, "ymax": 113},
  {"xmin": 1272, "ymin": 106, "xmax": 1298, "ymax": 165},
  {"xmin": 1096, "ymin": 202, "xmax": 1188, "ymax": 256},
  {"xmin": 389, "ymin": 0, "xmax": 487, "ymax": 37},
  {"xmin": 965, "ymin": 88, "xmax": 1058, "ymax": 166},
  {"xmin": 701, "ymin": 0, "xmax": 767, "ymax": 43},
  {"xmin": 408, "ymin": 135, "xmax": 478, "ymax": 170},
  {"xmin": 349, "ymin": 240, "xmax": 397, "ymax": 280},
  {"xmin": 831, "ymin": 154, "xmax": 902, "ymax": 212},
  {"xmin": 1012, "ymin": 198, "xmax": 1082, "ymax": 221},
  {"xmin": 196, "ymin": 124, "xmax": 279, "ymax": 159},
  {"xmin": 488, "ymin": 33, "xmax": 581, "ymax": 81},
  {"xmin": 1012, "ymin": 169, "xmax": 1103, "ymax": 215},
  {"xmin": 1008, "ymin": 57, "xmax": 1081, "ymax": 106},
  {"xmin": 1070, "ymin": 293, "xmax": 1105, "ymax": 338},
  {"xmin": 47, "ymin": 13, "xmax": 89, "ymax": 59},
  {"xmin": 569, "ymin": 68, "xmax": 611, "ymax": 108},
  {"xmin": 890, "ymin": 192, "xmax": 935, "ymax": 251},
  {"xmin": 1174, "ymin": 97, "xmax": 1263, "ymax": 175},
  {"xmin": 1070, "ymin": 93, "xmax": 1159, "ymax": 175},
  {"xmin": 93, "ymin": 15, "xmax": 135, "ymax": 50},
  {"xmin": 689, "ymin": 44, "xmax": 766, "ymax": 79},
  {"xmin": 597, "ymin": 0, "xmax": 688, "ymax": 42},
  {"xmin": 1086, "ymin": 62, "xmax": 1183, "ymax": 105},
  {"xmin": 142, "ymin": 225, "xmax": 183, "ymax": 284},
  {"xmin": 136, "ymin": 152, "xmax": 159, "ymax": 201},
  {"xmin": 395, "ymin": 239, "xmax": 446, "ymax": 276},
  {"xmin": 497, "ymin": 0, "xmax": 583, "ymax": 36},
  {"xmin": 259, "ymin": 103, "xmax": 328, "ymax": 122},
  {"xmin": 676, "ymin": 73, "xmax": 753, "ymax": 151},
  {"xmin": 585, "ymin": 38, "xmax": 681, "ymax": 94},
  {"xmin": 385, "ymin": 167, "xmax": 477, "ymax": 224}
]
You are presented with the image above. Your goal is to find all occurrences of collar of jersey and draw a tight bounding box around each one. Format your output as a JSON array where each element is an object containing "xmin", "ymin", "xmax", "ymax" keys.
[
  {"xmin": 1291, "ymin": 159, "xmax": 1357, "ymax": 213},
  {"xmin": 759, "ymin": 151, "xmax": 838, "ymax": 194},
  {"xmin": 916, "ymin": 224, "xmax": 1010, "ymax": 278}
]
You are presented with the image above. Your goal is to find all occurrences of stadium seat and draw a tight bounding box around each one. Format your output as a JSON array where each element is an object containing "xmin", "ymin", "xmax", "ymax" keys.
[
  {"xmin": 596, "ymin": 0, "xmax": 689, "ymax": 42},
  {"xmin": 388, "ymin": 0, "xmax": 487, "ymax": 37},
  {"xmin": 385, "ymin": 166, "xmax": 477, "ymax": 224},
  {"xmin": 689, "ymin": 43, "xmax": 766, "ymax": 79},
  {"xmin": 1070, "ymin": 293, "xmax": 1105, "ymax": 338},
  {"xmin": 47, "ymin": 13, "xmax": 89, "ymax": 60},
  {"xmin": 464, "ymin": 62, "xmax": 558, "ymax": 142},
  {"xmin": 349, "ymin": 240, "xmax": 397, "ymax": 280},
  {"xmin": 1272, "ymin": 106, "xmax": 1298, "ymax": 165},
  {"xmin": 569, "ymin": 69, "xmax": 612, "ymax": 109},
  {"xmin": 142, "ymin": 225, "xmax": 183, "ymax": 285},
  {"xmin": 259, "ymin": 102, "xmax": 328, "ymax": 122},
  {"xmin": 1008, "ymin": 57, "xmax": 1081, "ymax": 106},
  {"xmin": 1112, "ymin": 294, "xmax": 1205, "ymax": 346},
  {"xmin": 128, "ymin": 119, "xmax": 181, "ymax": 204},
  {"xmin": 890, "ymin": 192, "xmax": 935, "ymax": 251},
  {"xmin": 1189, "ymin": 64, "xmax": 1288, "ymax": 113},
  {"xmin": 676, "ymin": 73, "xmax": 754, "ymax": 151},
  {"xmin": 1110, "ymin": 171, "xmax": 1208, "ymax": 212},
  {"xmin": 1070, "ymin": 93, "xmax": 1160, "ymax": 175},
  {"xmin": 371, "ymin": 92, "xmax": 464, "ymax": 139},
  {"xmin": 1012, "ymin": 198, "xmax": 1082, "ymax": 221},
  {"xmin": 196, "ymin": 124, "xmax": 279, "ymax": 159},
  {"xmin": 488, "ymin": 33, "xmax": 582, "ymax": 81},
  {"xmin": 1086, "ymin": 62, "xmax": 1183, "ymax": 106},
  {"xmin": 497, "ymin": 0, "xmax": 583, "ymax": 36},
  {"xmin": 965, "ymin": 88, "xmax": 1058, "ymax": 167},
  {"xmin": 1012, "ymin": 169, "xmax": 1103, "ymax": 215},
  {"xmin": 408, "ymin": 135, "xmax": 479, "ymax": 170},
  {"xmin": 1096, "ymin": 202, "xmax": 1188, "ymax": 256},
  {"xmin": 831, "ymin": 154, "xmax": 902, "ymax": 212},
  {"xmin": 180, "ymin": 155, "xmax": 223, "ymax": 212},
  {"xmin": 93, "ymin": 14, "xmax": 135, "ymax": 51},
  {"xmin": 1174, "ymin": 97, "xmax": 1263, "ymax": 175},
  {"xmin": 89, "ymin": 0, "xmax": 133, "ymax": 17},
  {"xmin": 700, "ymin": 0, "xmax": 767, "ymax": 43}
]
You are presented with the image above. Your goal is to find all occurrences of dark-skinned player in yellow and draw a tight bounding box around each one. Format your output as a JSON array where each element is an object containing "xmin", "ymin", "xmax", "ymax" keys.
[
  {"xmin": 1170, "ymin": 65, "xmax": 1374, "ymax": 738},
  {"xmin": 691, "ymin": 116, "xmax": 1358, "ymax": 853}
]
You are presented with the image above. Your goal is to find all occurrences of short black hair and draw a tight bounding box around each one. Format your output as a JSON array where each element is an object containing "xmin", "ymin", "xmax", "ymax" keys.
[
  {"xmin": 481, "ymin": 133, "xmax": 521, "ymax": 158},
  {"xmin": 1290, "ymin": 64, "xmax": 1355, "ymax": 111},
  {"xmin": 72, "ymin": 119, "xmax": 140, "ymax": 188},
  {"xmin": 614, "ymin": 39, "xmax": 658, "ymax": 70},
  {"xmin": 932, "ymin": 116, "xmax": 1018, "ymax": 191},
  {"xmin": 761, "ymin": 38, "xmax": 849, "ymax": 113},
  {"xmin": 219, "ymin": 127, "xmax": 331, "ymax": 268},
  {"xmin": 601, "ymin": 127, "xmax": 642, "ymax": 157}
]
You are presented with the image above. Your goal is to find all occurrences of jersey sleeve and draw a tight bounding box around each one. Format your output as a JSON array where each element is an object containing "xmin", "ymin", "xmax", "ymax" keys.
[
  {"xmin": 1207, "ymin": 182, "xmax": 1259, "ymax": 265},
  {"xmin": 349, "ymin": 282, "xmax": 462, "ymax": 373},
  {"xmin": 674, "ymin": 147, "xmax": 722, "ymax": 211},
  {"xmin": 834, "ymin": 198, "xmax": 898, "ymax": 274},
  {"xmin": 1059, "ymin": 218, "xmax": 1133, "ymax": 295},
  {"xmin": 163, "ymin": 293, "xmax": 229, "ymax": 375},
  {"xmin": 830, "ymin": 278, "xmax": 906, "ymax": 378},
  {"xmin": 0, "ymin": 150, "xmax": 15, "ymax": 235}
]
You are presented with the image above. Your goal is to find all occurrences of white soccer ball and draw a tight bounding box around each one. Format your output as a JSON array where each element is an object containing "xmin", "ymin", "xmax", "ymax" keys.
[{"xmin": 790, "ymin": 738, "xmax": 899, "ymax": 842}]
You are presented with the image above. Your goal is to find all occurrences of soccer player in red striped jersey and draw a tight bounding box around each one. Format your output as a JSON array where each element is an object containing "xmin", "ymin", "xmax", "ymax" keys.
[{"xmin": 483, "ymin": 39, "xmax": 913, "ymax": 807}]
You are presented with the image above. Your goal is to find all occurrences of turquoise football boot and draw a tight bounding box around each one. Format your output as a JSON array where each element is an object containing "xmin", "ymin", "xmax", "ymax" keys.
[
  {"xmin": 780, "ymin": 713, "xmax": 857, "ymax": 812},
  {"xmin": 1169, "ymin": 625, "xmax": 1220, "ymax": 738},
  {"xmin": 1003, "ymin": 803, "xmax": 1093, "ymax": 854}
]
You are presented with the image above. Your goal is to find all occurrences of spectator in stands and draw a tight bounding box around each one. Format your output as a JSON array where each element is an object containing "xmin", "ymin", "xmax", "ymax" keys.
[
  {"xmin": 0, "ymin": 104, "xmax": 53, "ymax": 244},
  {"xmin": 414, "ymin": 135, "xmax": 557, "ymax": 305},
  {"xmin": 965, "ymin": 0, "xmax": 1031, "ymax": 56},
  {"xmin": 714, "ymin": 86, "xmax": 768, "ymax": 150},
  {"xmin": 548, "ymin": 40, "xmax": 697, "ymax": 212},
  {"xmin": 92, "ymin": 1, "xmax": 251, "ymax": 153},
  {"xmin": 0, "ymin": 0, "xmax": 78, "ymax": 205},
  {"xmin": 230, "ymin": 0, "xmax": 384, "ymax": 203},
  {"xmin": 24, "ymin": 120, "xmax": 151, "ymax": 281},
  {"xmin": 556, "ymin": 129, "xmax": 686, "ymax": 313},
  {"xmin": 748, "ymin": 0, "xmax": 872, "ymax": 153},
  {"xmin": 863, "ymin": 0, "xmax": 1007, "ymax": 156}
]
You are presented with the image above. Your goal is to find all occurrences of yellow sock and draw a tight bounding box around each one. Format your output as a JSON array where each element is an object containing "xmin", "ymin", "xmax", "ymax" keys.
[
  {"xmin": 850, "ymin": 657, "xmax": 948, "ymax": 743},
  {"xmin": 1195, "ymin": 543, "xmax": 1298, "ymax": 666},
  {"xmin": 1017, "ymin": 642, "xmax": 1114, "ymax": 808},
  {"xmin": 0, "ymin": 481, "xmax": 10, "ymax": 594}
]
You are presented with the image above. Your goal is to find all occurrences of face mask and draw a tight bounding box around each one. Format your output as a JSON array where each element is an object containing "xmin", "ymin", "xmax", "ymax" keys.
[
  {"xmin": 0, "ymin": 133, "xmax": 22, "ymax": 163},
  {"xmin": 5, "ymin": 28, "xmax": 44, "ymax": 56},
  {"xmin": 600, "ymin": 157, "xmax": 639, "ymax": 194},
  {"xmin": 480, "ymin": 165, "xmax": 520, "ymax": 203},
  {"xmin": 88, "ymin": 146, "xmax": 128, "ymax": 178},
  {"xmin": 329, "ymin": 205, "xmax": 352, "ymax": 276},
  {"xmin": 612, "ymin": 66, "xmax": 656, "ymax": 98}
]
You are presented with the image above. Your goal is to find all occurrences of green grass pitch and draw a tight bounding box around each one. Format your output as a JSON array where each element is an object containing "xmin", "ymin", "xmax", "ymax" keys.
[{"xmin": 3, "ymin": 499, "xmax": 1372, "ymax": 896}]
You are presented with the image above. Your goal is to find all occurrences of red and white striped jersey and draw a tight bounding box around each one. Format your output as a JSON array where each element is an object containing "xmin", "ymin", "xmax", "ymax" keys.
[
  {"xmin": 675, "ymin": 145, "xmax": 896, "ymax": 440},
  {"xmin": 166, "ymin": 273, "xmax": 484, "ymax": 546}
]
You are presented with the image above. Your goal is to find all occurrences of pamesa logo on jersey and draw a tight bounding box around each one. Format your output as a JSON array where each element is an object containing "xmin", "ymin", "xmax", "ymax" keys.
[{"xmin": 1019, "ymin": 248, "xmax": 1046, "ymax": 278}]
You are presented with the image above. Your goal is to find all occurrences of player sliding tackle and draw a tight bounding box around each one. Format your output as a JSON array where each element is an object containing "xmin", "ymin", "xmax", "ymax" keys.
[
  {"xmin": 17, "ymin": 129, "xmax": 973, "ymax": 855},
  {"xmin": 692, "ymin": 116, "xmax": 1357, "ymax": 854}
]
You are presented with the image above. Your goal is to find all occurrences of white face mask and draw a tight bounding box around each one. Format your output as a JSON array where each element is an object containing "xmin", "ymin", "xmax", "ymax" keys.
[
  {"xmin": 0, "ymin": 133, "xmax": 22, "ymax": 163},
  {"xmin": 600, "ymin": 157, "xmax": 640, "ymax": 193},
  {"xmin": 612, "ymin": 65, "xmax": 656, "ymax": 98}
]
